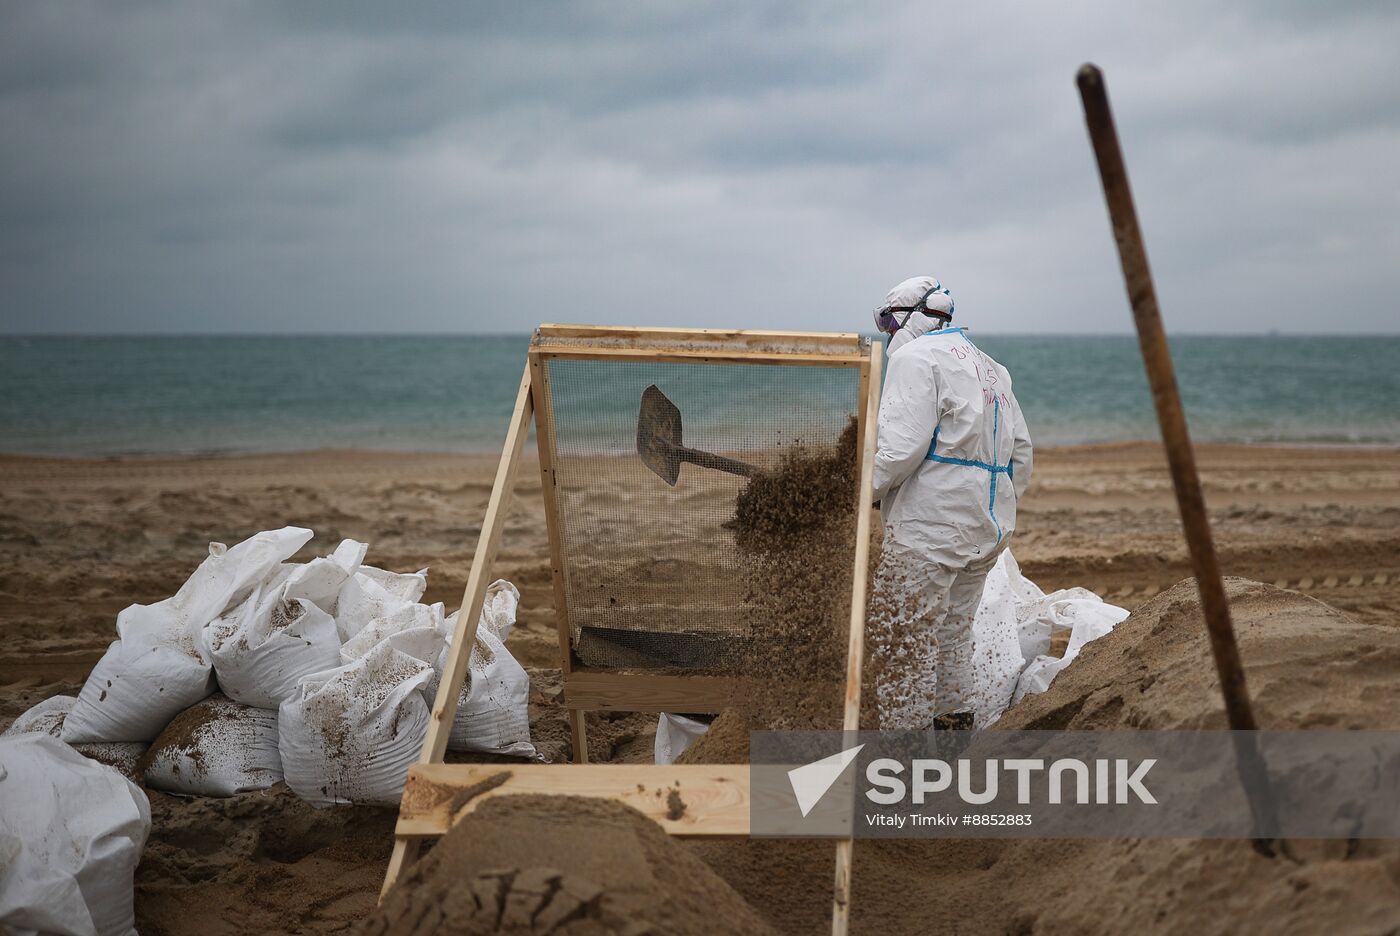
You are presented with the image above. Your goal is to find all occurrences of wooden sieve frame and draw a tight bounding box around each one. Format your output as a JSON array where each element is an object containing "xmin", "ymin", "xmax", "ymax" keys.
[{"xmin": 381, "ymin": 324, "xmax": 883, "ymax": 936}]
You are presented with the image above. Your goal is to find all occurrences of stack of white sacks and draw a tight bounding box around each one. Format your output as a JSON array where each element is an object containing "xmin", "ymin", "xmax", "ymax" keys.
[{"xmin": 4, "ymin": 526, "xmax": 537, "ymax": 807}]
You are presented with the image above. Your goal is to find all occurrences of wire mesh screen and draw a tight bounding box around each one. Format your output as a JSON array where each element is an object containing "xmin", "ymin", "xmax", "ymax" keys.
[{"xmin": 538, "ymin": 352, "xmax": 864, "ymax": 673}]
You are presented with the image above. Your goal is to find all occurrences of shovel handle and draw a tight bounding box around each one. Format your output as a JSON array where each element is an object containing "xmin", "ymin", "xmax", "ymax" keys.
[{"xmin": 678, "ymin": 447, "xmax": 757, "ymax": 478}]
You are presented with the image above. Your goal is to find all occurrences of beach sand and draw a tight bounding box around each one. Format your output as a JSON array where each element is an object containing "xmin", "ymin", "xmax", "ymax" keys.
[{"xmin": 2, "ymin": 443, "xmax": 1398, "ymax": 933}]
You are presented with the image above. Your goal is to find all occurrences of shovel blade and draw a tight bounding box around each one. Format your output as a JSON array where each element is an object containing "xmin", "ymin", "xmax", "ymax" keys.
[{"xmin": 637, "ymin": 384, "xmax": 683, "ymax": 486}]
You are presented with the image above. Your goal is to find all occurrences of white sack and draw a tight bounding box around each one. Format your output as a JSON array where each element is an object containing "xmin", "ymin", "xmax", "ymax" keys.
[
  {"xmin": 281, "ymin": 539, "xmax": 368, "ymax": 616},
  {"xmin": 0, "ymin": 733, "xmax": 150, "ymax": 936},
  {"xmin": 2, "ymin": 695, "xmax": 73, "ymax": 738},
  {"xmin": 73, "ymin": 743, "xmax": 147, "ymax": 784},
  {"xmin": 63, "ymin": 527, "xmax": 313, "ymax": 743},
  {"xmin": 968, "ymin": 555, "xmax": 1032, "ymax": 730},
  {"xmin": 443, "ymin": 582, "xmax": 536, "ymax": 759},
  {"xmin": 969, "ymin": 550, "xmax": 1129, "ymax": 729},
  {"xmin": 654, "ymin": 713, "xmax": 710, "ymax": 765},
  {"xmin": 143, "ymin": 695, "xmax": 282, "ymax": 797},
  {"xmin": 340, "ymin": 601, "xmax": 447, "ymax": 668},
  {"xmin": 61, "ymin": 636, "xmax": 215, "ymax": 745},
  {"xmin": 1012, "ymin": 590, "xmax": 1129, "ymax": 705},
  {"xmin": 278, "ymin": 641, "xmax": 433, "ymax": 806},
  {"xmin": 204, "ymin": 586, "xmax": 342, "ymax": 709},
  {"xmin": 335, "ymin": 566, "xmax": 428, "ymax": 641},
  {"xmin": 2, "ymin": 696, "xmax": 146, "ymax": 782}
]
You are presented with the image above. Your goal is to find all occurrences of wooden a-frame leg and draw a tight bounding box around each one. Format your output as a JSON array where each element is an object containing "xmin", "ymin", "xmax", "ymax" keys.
[
  {"xmin": 528, "ymin": 351, "xmax": 589, "ymax": 763},
  {"xmin": 380, "ymin": 360, "xmax": 535, "ymax": 901},
  {"xmin": 831, "ymin": 343, "xmax": 882, "ymax": 936},
  {"xmin": 569, "ymin": 709, "xmax": 589, "ymax": 764},
  {"xmin": 381, "ymin": 839, "xmax": 420, "ymax": 900}
]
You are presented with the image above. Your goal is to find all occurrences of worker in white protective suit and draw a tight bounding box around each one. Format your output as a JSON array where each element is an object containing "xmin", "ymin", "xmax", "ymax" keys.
[{"xmin": 869, "ymin": 276, "xmax": 1033, "ymax": 731}]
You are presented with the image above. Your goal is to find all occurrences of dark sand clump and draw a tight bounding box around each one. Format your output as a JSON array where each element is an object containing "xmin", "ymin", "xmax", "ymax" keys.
[{"xmin": 364, "ymin": 795, "xmax": 773, "ymax": 935}]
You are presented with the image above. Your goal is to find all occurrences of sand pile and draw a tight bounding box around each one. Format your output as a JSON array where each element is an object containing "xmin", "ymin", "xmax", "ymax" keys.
[
  {"xmin": 996, "ymin": 577, "xmax": 1400, "ymax": 731},
  {"xmin": 364, "ymin": 795, "xmax": 773, "ymax": 936},
  {"xmin": 134, "ymin": 784, "xmax": 397, "ymax": 935},
  {"xmin": 685, "ymin": 580, "xmax": 1400, "ymax": 934},
  {"xmin": 676, "ymin": 708, "xmax": 751, "ymax": 764},
  {"xmin": 851, "ymin": 580, "xmax": 1400, "ymax": 935}
]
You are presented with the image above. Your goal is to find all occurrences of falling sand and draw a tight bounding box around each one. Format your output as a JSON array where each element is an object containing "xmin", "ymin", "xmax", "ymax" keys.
[{"xmin": 720, "ymin": 416, "xmax": 861, "ymax": 733}]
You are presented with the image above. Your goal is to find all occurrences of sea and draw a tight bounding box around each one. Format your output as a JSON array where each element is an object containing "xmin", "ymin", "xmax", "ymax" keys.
[{"xmin": 1, "ymin": 334, "xmax": 1398, "ymax": 456}]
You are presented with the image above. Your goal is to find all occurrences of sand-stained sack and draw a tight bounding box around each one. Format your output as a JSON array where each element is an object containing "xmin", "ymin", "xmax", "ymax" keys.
[
  {"xmin": 63, "ymin": 527, "xmax": 313, "ymax": 743},
  {"xmin": 204, "ymin": 587, "xmax": 342, "ymax": 709},
  {"xmin": 0, "ymin": 733, "xmax": 151, "ymax": 936},
  {"xmin": 203, "ymin": 537, "xmax": 367, "ymax": 708},
  {"xmin": 334, "ymin": 580, "xmax": 536, "ymax": 759},
  {"xmin": 654, "ymin": 713, "xmax": 711, "ymax": 765},
  {"xmin": 143, "ymin": 694, "xmax": 282, "ymax": 797},
  {"xmin": 967, "ymin": 551, "xmax": 1044, "ymax": 728},
  {"xmin": 1012, "ymin": 589, "xmax": 1129, "ymax": 706},
  {"xmin": 335, "ymin": 566, "xmax": 428, "ymax": 642},
  {"xmin": 444, "ymin": 581, "xmax": 536, "ymax": 759},
  {"xmin": 2, "ymin": 695, "xmax": 73, "ymax": 738},
  {"xmin": 2, "ymin": 695, "xmax": 147, "ymax": 783},
  {"xmin": 968, "ymin": 550, "xmax": 1129, "ymax": 727},
  {"xmin": 339, "ymin": 601, "xmax": 447, "ymax": 669},
  {"xmin": 278, "ymin": 641, "xmax": 433, "ymax": 807},
  {"xmin": 72, "ymin": 742, "xmax": 147, "ymax": 784},
  {"xmin": 280, "ymin": 538, "xmax": 368, "ymax": 616}
]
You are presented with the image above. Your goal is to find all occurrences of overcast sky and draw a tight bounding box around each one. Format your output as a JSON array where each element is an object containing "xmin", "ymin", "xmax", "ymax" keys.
[{"xmin": 2, "ymin": 2, "xmax": 1398, "ymax": 335}]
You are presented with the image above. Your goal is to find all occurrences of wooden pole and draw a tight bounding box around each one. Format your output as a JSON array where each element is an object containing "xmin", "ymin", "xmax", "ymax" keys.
[
  {"xmin": 1076, "ymin": 63, "xmax": 1278, "ymax": 850},
  {"xmin": 831, "ymin": 341, "xmax": 882, "ymax": 936},
  {"xmin": 528, "ymin": 349, "xmax": 590, "ymax": 763}
]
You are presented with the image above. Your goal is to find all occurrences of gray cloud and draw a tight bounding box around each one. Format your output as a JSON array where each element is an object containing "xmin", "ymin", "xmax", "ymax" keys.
[{"xmin": 2, "ymin": 0, "xmax": 1398, "ymax": 334}]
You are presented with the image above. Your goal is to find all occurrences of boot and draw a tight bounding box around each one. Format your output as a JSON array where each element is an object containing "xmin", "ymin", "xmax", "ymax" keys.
[{"xmin": 930, "ymin": 710, "xmax": 974, "ymax": 759}]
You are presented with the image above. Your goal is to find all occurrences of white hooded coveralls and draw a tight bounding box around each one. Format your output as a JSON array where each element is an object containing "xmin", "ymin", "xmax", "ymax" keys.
[{"xmin": 871, "ymin": 322, "xmax": 1033, "ymax": 729}]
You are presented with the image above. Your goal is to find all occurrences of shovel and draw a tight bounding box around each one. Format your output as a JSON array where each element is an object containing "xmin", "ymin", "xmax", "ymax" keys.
[{"xmin": 637, "ymin": 384, "xmax": 757, "ymax": 486}]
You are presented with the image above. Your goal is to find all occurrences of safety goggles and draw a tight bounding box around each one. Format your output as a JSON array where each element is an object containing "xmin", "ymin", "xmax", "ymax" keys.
[{"xmin": 874, "ymin": 305, "xmax": 919, "ymax": 336}]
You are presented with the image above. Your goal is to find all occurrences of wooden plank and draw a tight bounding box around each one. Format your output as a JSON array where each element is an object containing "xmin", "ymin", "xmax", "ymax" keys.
[
  {"xmin": 537, "ymin": 323, "xmax": 862, "ymax": 347},
  {"xmin": 532, "ymin": 347, "xmax": 867, "ymax": 367},
  {"xmin": 397, "ymin": 764, "xmax": 752, "ymax": 837},
  {"xmin": 382, "ymin": 357, "xmax": 536, "ymax": 900},
  {"xmin": 832, "ymin": 341, "xmax": 882, "ymax": 936},
  {"xmin": 842, "ymin": 344, "xmax": 880, "ymax": 736},
  {"xmin": 381, "ymin": 837, "xmax": 419, "ymax": 900},
  {"xmin": 529, "ymin": 350, "xmax": 589, "ymax": 763},
  {"xmin": 568, "ymin": 709, "xmax": 589, "ymax": 764},
  {"xmin": 563, "ymin": 671, "xmax": 737, "ymax": 713}
]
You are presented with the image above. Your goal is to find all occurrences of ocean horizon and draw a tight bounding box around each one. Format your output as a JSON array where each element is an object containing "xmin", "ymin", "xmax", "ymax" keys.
[{"xmin": 2, "ymin": 333, "xmax": 1398, "ymax": 456}]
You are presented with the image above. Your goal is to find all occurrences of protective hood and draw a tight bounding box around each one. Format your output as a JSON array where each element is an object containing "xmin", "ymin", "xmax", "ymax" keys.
[{"xmin": 874, "ymin": 276, "xmax": 955, "ymax": 354}]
